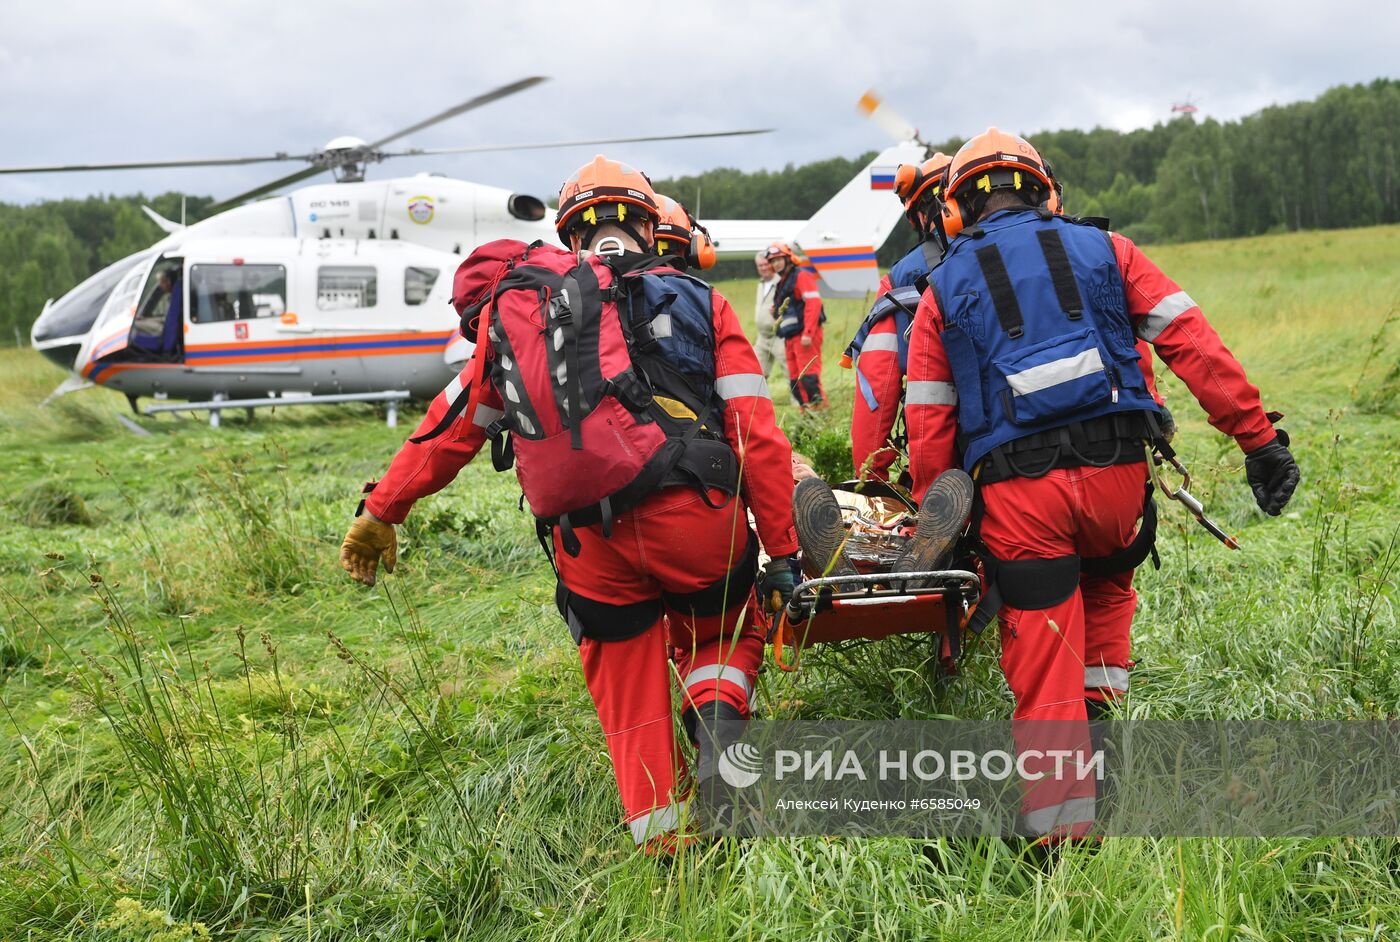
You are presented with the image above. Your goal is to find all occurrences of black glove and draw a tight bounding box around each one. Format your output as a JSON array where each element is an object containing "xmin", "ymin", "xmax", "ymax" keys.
[
  {"xmin": 758, "ymin": 555, "xmax": 800, "ymax": 614},
  {"xmin": 1157, "ymin": 403, "xmax": 1177, "ymax": 443},
  {"xmin": 1245, "ymin": 432, "xmax": 1299, "ymax": 516}
]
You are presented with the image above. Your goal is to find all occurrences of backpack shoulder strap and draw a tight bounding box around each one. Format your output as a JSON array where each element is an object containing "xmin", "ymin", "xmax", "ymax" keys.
[
  {"xmin": 558, "ymin": 257, "xmax": 604, "ymax": 450},
  {"xmin": 415, "ymin": 254, "xmax": 520, "ymax": 444}
]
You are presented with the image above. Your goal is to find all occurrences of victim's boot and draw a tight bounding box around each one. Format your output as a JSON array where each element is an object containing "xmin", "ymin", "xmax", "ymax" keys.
[
  {"xmin": 892, "ymin": 468, "xmax": 975, "ymax": 587},
  {"xmin": 793, "ymin": 477, "xmax": 858, "ymax": 584}
]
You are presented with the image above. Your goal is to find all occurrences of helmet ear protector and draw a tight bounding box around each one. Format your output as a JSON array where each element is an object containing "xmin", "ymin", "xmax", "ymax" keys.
[
  {"xmin": 653, "ymin": 218, "xmax": 715, "ymax": 270},
  {"xmin": 688, "ymin": 217, "xmax": 717, "ymax": 270},
  {"xmin": 1042, "ymin": 158, "xmax": 1064, "ymax": 214}
]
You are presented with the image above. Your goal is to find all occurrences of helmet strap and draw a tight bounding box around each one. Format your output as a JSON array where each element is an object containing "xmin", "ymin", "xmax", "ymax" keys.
[
  {"xmin": 616, "ymin": 220, "xmax": 651, "ymax": 251},
  {"xmin": 911, "ymin": 191, "xmax": 943, "ymax": 237}
]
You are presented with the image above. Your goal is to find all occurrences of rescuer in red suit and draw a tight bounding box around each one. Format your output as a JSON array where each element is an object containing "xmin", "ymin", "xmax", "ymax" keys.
[
  {"xmin": 340, "ymin": 157, "xmax": 803, "ymax": 853},
  {"xmin": 905, "ymin": 128, "xmax": 1299, "ymax": 839},
  {"xmin": 766, "ymin": 242, "xmax": 827, "ymax": 410}
]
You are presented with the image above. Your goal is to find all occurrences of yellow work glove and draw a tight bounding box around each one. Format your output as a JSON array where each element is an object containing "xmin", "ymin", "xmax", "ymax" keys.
[{"xmin": 340, "ymin": 514, "xmax": 397, "ymax": 587}]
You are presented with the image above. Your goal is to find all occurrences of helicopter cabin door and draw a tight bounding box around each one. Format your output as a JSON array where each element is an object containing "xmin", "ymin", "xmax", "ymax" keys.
[
  {"xmin": 125, "ymin": 255, "xmax": 186, "ymax": 362},
  {"xmin": 184, "ymin": 258, "xmax": 292, "ymax": 388}
]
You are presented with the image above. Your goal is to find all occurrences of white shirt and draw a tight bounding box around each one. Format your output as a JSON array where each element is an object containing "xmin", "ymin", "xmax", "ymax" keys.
[{"xmin": 754, "ymin": 277, "xmax": 779, "ymax": 337}]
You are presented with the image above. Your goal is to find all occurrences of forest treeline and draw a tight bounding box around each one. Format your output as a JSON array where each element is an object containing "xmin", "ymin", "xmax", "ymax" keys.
[
  {"xmin": 3, "ymin": 78, "xmax": 1397, "ymax": 344},
  {"xmin": 656, "ymin": 77, "xmax": 1400, "ymax": 273},
  {"xmin": 0, "ymin": 194, "xmax": 217, "ymax": 345}
]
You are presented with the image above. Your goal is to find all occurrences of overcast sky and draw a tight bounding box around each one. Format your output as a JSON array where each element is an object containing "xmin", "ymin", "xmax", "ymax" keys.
[{"xmin": 2, "ymin": 0, "xmax": 1396, "ymax": 206}]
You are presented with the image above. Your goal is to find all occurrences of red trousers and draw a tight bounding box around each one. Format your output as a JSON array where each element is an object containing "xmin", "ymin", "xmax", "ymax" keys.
[
  {"xmin": 784, "ymin": 330, "xmax": 824, "ymax": 405},
  {"xmin": 555, "ymin": 487, "xmax": 764, "ymax": 847},
  {"xmin": 978, "ymin": 461, "xmax": 1147, "ymax": 837}
]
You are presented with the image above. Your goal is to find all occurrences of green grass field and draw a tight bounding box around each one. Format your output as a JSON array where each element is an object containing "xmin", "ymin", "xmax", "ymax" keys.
[{"xmin": 2, "ymin": 226, "xmax": 1398, "ymax": 941}]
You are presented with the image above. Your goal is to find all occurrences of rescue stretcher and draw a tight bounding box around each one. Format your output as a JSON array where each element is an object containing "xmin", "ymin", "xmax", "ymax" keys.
[{"xmin": 768, "ymin": 480, "xmax": 981, "ymax": 671}]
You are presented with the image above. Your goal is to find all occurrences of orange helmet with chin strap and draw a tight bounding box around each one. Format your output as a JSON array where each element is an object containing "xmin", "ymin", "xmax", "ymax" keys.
[
  {"xmin": 555, "ymin": 155, "xmax": 660, "ymax": 247},
  {"xmin": 938, "ymin": 128, "xmax": 1054, "ymax": 240},
  {"xmin": 654, "ymin": 195, "xmax": 717, "ymax": 270},
  {"xmin": 893, "ymin": 151, "xmax": 953, "ymax": 230}
]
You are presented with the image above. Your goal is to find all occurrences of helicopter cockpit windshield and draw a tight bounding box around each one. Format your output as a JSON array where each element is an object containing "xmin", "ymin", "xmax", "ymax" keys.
[{"xmin": 30, "ymin": 249, "xmax": 156, "ymax": 370}]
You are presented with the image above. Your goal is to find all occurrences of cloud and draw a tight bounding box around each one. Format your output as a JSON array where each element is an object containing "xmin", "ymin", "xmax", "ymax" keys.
[{"xmin": 2, "ymin": 0, "xmax": 1396, "ymax": 205}]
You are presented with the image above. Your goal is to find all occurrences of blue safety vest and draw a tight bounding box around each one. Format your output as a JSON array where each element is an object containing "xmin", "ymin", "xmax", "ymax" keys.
[
  {"xmin": 845, "ymin": 286, "xmax": 918, "ymax": 411},
  {"xmin": 771, "ymin": 268, "xmax": 825, "ymax": 339},
  {"xmin": 929, "ymin": 209, "xmax": 1158, "ymax": 472},
  {"xmin": 627, "ymin": 268, "xmax": 717, "ymax": 404},
  {"xmin": 887, "ymin": 238, "xmax": 943, "ymax": 295},
  {"xmin": 844, "ymin": 239, "xmax": 943, "ymax": 412}
]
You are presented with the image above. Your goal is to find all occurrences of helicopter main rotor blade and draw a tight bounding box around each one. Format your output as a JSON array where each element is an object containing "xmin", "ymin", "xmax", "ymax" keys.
[
  {"xmin": 365, "ymin": 76, "xmax": 548, "ymax": 151},
  {"xmin": 0, "ymin": 152, "xmax": 314, "ymax": 175},
  {"xmin": 203, "ymin": 164, "xmax": 329, "ymax": 215},
  {"xmin": 381, "ymin": 127, "xmax": 774, "ymax": 159}
]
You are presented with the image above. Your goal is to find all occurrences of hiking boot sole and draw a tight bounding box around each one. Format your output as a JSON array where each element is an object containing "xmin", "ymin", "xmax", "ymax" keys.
[
  {"xmin": 892, "ymin": 469, "xmax": 974, "ymax": 584},
  {"xmin": 793, "ymin": 477, "xmax": 859, "ymax": 581}
]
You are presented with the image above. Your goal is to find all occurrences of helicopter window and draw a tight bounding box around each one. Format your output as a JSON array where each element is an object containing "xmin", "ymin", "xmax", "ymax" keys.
[
  {"xmin": 404, "ymin": 267, "xmax": 439, "ymax": 306},
  {"xmin": 136, "ymin": 261, "xmax": 184, "ymax": 320},
  {"xmin": 190, "ymin": 264, "xmax": 286, "ymax": 323},
  {"xmin": 318, "ymin": 266, "xmax": 378, "ymax": 310},
  {"xmin": 98, "ymin": 267, "xmax": 148, "ymax": 329}
]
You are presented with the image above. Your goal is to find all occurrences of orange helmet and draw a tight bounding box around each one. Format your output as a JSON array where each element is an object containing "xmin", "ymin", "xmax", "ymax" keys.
[
  {"xmin": 653, "ymin": 194, "xmax": 716, "ymax": 270},
  {"xmin": 654, "ymin": 196, "xmax": 694, "ymax": 250},
  {"xmin": 939, "ymin": 128, "xmax": 1054, "ymax": 240},
  {"xmin": 893, "ymin": 152, "xmax": 952, "ymax": 210},
  {"xmin": 764, "ymin": 241, "xmax": 800, "ymax": 265},
  {"xmin": 893, "ymin": 151, "xmax": 952, "ymax": 232},
  {"xmin": 555, "ymin": 155, "xmax": 660, "ymax": 246}
]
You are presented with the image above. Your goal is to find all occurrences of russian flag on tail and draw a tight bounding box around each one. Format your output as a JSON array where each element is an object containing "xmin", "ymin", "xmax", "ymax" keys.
[{"xmin": 870, "ymin": 166, "xmax": 897, "ymax": 191}]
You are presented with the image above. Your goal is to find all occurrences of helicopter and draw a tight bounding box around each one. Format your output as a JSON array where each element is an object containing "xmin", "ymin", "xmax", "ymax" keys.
[
  {"xmin": 11, "ymin": 76, "xmax": 923, "ymax": 424},
  {"xmin": 1171, "ymin": 92, "xmax": 1201, "ymax": 116}
]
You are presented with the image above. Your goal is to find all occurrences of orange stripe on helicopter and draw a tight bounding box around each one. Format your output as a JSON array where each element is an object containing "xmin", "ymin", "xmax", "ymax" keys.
[{"xmin": 185, "ymin": 329, "xmax": 455, "ymax": 354}]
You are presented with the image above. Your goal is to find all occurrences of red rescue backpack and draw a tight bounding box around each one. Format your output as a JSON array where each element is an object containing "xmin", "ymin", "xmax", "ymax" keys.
[{"xmin": 425, "ymin": 239, "xmax": 735, "ymax": 555}]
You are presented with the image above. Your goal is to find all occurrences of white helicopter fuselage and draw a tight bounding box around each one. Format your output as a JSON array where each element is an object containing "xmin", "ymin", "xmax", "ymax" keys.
[
  {"xmin": 34, "ymin": 140, "xmax": 925, "ymax": 406},
  {"xmin": 76, "ymin": 235, "xmax": 477, "ymax": 400},
  {"xmin": 54, "ymin": 173, "xmax": 559, "ymax": 400}
]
